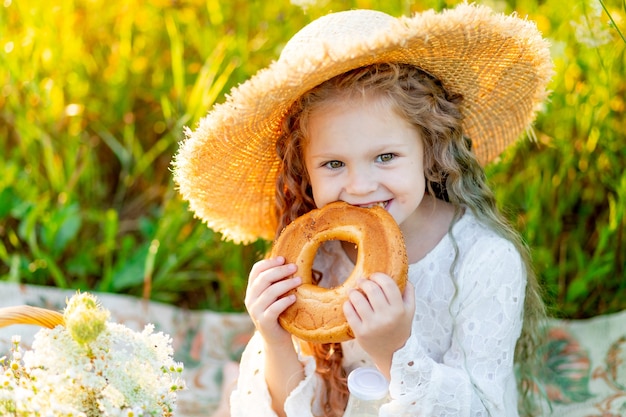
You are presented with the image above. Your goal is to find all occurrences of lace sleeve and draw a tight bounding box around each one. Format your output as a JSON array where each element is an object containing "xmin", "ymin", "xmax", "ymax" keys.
[
  {"xmin": 231, "ymin": 332, "xmax": 323, "ymax": 417},
  {"xmin": 382, "ymin": 237, "xmax": 526, "ymax": 417}
]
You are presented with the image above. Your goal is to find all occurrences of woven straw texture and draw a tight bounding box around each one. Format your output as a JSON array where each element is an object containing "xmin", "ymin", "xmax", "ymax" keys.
[
  {"xmin": 0, "ymin": 305, "xmax": 64, "ymax": 329},
  {"xmin": 173, "ymin": 3, "xmax": 553, "ymax": 244}
]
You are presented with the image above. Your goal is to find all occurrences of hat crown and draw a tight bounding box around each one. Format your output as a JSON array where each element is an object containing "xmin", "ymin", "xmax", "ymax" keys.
[{"xmin": 279, "ymin": 10, "xmax": 396, "ymax": 62}]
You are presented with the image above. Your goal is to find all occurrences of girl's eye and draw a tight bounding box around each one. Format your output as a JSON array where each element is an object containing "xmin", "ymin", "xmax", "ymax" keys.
[
  {"xmin": 377, "ymin": 153, "xmax": 394, "ymax": 163},
  {"xmin": 324, "ymin": 160, "xmax": 344, "ymax": 169}
]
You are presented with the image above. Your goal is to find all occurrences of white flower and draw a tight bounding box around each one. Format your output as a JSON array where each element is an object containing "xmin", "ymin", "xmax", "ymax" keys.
[
  {"xmin": 0, "ymin": 292, "xmax": 185, "ymax": 417},
  {"xmin": 570, "ymin": 0, "xmax": 614, "ymax": 47},
  {"xmin": 64, "ymin": 292, "xmax": 110, "ymax": 345}
]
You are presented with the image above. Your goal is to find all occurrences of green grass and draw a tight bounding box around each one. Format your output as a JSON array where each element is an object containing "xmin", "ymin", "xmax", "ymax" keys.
[
  {"xmin": 486, "ymin": 0, "xmax": 626, "ymax": 317},
  {"xmin": 1, "ymin": 0, "xmax": 624, "ymax": 317}
]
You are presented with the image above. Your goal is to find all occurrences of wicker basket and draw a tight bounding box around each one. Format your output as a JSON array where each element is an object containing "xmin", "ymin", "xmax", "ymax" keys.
[{"xmin": 0, "ymin": 305, "xmax": 64, "ymax": 329}]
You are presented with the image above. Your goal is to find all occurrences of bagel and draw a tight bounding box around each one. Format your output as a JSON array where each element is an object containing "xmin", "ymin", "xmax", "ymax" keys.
[{"xmin": 271, "ymin": 201, "xmax": 408, "ymax": 343}]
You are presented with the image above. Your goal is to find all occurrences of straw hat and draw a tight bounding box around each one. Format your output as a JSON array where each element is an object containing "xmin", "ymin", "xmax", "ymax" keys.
[{"xmin": 173, "ymin": 3, "xmax": 553, "ymax": 244}]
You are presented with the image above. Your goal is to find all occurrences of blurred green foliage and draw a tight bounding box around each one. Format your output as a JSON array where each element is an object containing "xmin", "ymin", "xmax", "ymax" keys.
[{"xmin": 0, "ymin": 0, "xmax": 624, "ymax": 316}]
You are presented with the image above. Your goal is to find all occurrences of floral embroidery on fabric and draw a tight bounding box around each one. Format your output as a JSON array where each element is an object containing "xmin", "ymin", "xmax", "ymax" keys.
[
  {"xmin": 533, "ymin": 324, "xmax": 626, "ymax": 417},
  {"xmin": 590, "ymin": 336, "xmax": 626, "ymax": 416},
  {"xmin": 536, "ymin": 326, "xmax": 594, "ymax": 404}
]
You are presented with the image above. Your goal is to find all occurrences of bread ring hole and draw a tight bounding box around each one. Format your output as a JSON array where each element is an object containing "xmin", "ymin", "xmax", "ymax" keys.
[{"xmin": 313, "ymin": 240, "xmax": 358, "ymax": 289}]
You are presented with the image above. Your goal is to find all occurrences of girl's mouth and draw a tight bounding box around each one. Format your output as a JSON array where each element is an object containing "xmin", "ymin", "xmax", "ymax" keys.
[{"xmin": 356, "ymin": 200, "xmax": 389, "ymax": 210}]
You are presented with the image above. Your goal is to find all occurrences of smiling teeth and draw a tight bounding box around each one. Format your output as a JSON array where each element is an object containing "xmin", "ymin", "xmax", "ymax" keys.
[{"xmin": 361, "ymin": 201, "xmax": 387, "ymax": 209}]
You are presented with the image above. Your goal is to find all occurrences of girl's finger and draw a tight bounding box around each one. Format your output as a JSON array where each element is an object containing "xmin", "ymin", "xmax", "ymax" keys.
[
  {"xmin": 343, "ymin": 295, "xmax": 361, "ymax": 323},
  {"xmin": 246, "ymin": 274, "xmax": 301, "ymax": 313},
  {"xmin": 345, "ymin": 287, "xmax": 370, "ymax": 321},
  {"xmin": 266, "ymin": 293, "xmax": 297, "ymax": 317},
  {"xmin": 356, "ymin": 274, "xmax": 401, "ymax": 311},
  {"xmin": 247, "ymin": 262, "xmax": 297, "ymax": 296},
  {"xmin": 369, "ymin": 273, "xmax": 403, "ymax": 299},
  {"xmin": 249, "ymin": 256, "xmax": 284, "ymax": 274},
  {"xmin": 402, "ymin": 281, "xmax": 415, "ymax": 310}
]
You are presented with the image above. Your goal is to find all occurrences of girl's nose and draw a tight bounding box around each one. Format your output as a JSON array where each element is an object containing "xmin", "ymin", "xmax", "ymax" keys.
[{"xmin": 345, "ymin": 169, "xmax": 377, "ymax": 196}]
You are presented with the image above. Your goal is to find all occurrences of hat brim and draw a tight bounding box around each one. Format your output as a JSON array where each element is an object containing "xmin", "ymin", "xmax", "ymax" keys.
[{"xmin": 173, "ymin": 3, "xmax": 553, "ymax": 244}]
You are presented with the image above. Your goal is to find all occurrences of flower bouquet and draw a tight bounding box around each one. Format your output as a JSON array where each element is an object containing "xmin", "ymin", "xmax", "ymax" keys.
[{"xmin": 0, "ymin": 292, "xmax": 185, "ymax": 416}]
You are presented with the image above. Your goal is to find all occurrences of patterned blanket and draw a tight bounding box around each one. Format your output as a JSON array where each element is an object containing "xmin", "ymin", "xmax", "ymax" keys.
[
  {"xmin": 1, "ymin": 282, "xmax": 624, "ymax": 416},
  {"xmin": 536, "ymin": 312, "xmax": 626, "ymax": 417}
]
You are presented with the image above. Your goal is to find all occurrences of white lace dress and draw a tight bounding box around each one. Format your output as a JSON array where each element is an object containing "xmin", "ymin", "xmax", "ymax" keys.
[{"xmin": 231, "ymin": 211, "xmax": 526, "ymax": 417}]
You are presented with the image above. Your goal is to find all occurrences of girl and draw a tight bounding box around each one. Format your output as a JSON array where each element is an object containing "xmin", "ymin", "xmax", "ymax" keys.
[{"xmin": 173, "ymin": 5, "xmax": 553, "ymax": 417}]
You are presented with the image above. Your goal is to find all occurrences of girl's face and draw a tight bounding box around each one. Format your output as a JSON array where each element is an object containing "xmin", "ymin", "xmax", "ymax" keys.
[{"xmin": 304, "ymin": 94, "xmax": 427, "ymax": 230}]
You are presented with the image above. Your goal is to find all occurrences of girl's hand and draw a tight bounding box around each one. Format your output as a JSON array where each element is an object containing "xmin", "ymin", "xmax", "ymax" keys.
[
  {"xmin": 245, "ymin": 256, "xmax": 302, "ymax": 346},
  {"xmin": 343, "ymin": 273, "xmax": 415, "ymax": 377},
  {"xmin": 247, "ymin": 257, "xmax": 306, "ymax": 414}
]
